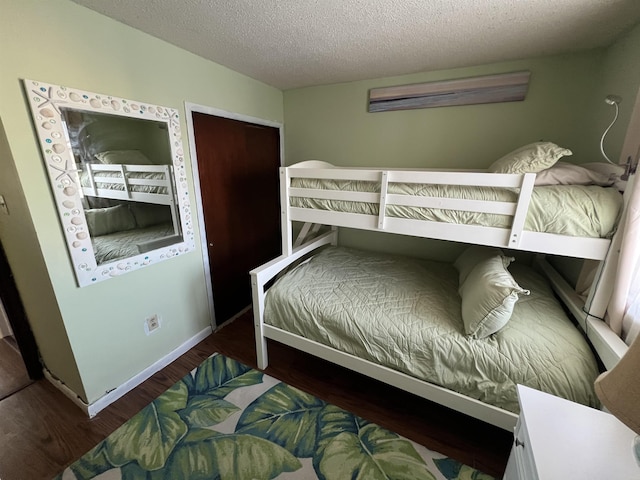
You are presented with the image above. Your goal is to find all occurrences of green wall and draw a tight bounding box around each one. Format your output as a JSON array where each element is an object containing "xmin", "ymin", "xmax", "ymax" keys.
[
  {"xmin": 0, "ymin": 0, "xmax": 283, "ymax": 404},
  {"xmin": 283, "ymin": 32, "xmax": 638, "ymax": 259},
  {"xmin": 284, "ymin": 53, "xmax": 605, "ymax": 170},
  {"xmin": 590, "ymin": 22, "xmax": 640, "ymax": 164}
]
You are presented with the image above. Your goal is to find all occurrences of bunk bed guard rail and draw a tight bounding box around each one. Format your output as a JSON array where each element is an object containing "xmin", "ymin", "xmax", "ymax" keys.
[{"xmin": 280, "ymin": 163, "xmax": 611, "ymax": 260}]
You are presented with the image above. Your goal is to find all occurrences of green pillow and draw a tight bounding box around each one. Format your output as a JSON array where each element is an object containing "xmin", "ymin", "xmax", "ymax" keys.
[
  {"xmin": 85, "ymin": 204, "xmax": 137, "ymax": 236},
  {"xmin": 458, "ymin": 255, "xmax": 529, "ymax": 338},
  {"xmin": 129, "ymin": 203, "xmax": 172, "ymax": 228},
  {"xmin": 453, "ymin": 245, "xmax": 510, "ymax": 285},
  {"xmin": 488, "ymin": 141, "xmax": 572, "ymax": 174}
]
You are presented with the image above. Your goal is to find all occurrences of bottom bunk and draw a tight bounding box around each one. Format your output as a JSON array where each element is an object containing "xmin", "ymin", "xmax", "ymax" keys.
[
  {"xmin": 92, "ymin": 222, "xmax": 177, "ymax": 264},
  {"xmin": 85, "ymin": 202, "xmax": 179, "ymax": 265},
  {"xmin": 251, "ymin": 232, "xmax": 602, "ymax": 430}
]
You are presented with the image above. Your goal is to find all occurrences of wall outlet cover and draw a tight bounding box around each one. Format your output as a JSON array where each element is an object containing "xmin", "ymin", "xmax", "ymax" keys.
[{"xmin": 144, "ymin": 314, "xmax": 161, "ymax": 335}]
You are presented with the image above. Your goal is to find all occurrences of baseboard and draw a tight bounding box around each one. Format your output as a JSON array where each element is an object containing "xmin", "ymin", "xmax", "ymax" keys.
[
  {"xmin": 44, "ymin": 369, "xmax": 90, "ymax": 415},
  {"xmin": 45, "ymin": 326, "xmax": 212, "ymax": 417}
]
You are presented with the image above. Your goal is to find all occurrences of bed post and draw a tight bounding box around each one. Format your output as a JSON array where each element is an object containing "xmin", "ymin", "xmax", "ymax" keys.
[
  {"xmin": 86, "ymin": 163, "xmax": 97, "ymax": 196},
  {"xmin": 251, "ymin": 272, "xmax": 268, "ymax": 369},
  {"xmin": 281, "ymin": 167, "xmax": 292, "ymax": 256},
  {"xmin": 377, "ymin": 170, "xmax": 389, "ymax": 230},
  {"xmin": 585, "ymin": 172, "xmax": 636, "ymax": 321},
  {"xmin": 164, "ymin": 165, "xmax": 180, "ymax": 233}
]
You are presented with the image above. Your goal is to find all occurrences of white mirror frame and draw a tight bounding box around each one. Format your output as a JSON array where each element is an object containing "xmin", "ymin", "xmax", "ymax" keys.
[{"xmin": 23, "ymin": 79, "xmax": 195, "ymax": 287}]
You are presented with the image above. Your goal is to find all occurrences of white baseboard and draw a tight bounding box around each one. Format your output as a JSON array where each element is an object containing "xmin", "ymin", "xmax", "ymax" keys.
[
  {"xmin": 44, "ymin": 368, "xmax": 90, "ymax": 415},
  {"xmin": 45, "ymin": 326, "xmax": 213, "ymax": 417}
]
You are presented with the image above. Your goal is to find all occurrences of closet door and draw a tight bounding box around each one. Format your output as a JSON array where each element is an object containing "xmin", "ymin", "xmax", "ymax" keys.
[{"xmin": 192, "ymin": 113, "xmax": 281, "ymax": 324}]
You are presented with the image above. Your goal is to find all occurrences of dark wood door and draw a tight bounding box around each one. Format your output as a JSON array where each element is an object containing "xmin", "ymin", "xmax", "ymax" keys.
[{"xmin": 192, "ymin": 113, "xmax": 281, "ymax": 324}]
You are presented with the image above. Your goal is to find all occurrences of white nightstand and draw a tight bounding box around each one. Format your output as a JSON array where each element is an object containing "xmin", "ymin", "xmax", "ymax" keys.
[{"xmin": 503, "ymin": 385, "xmax": 639, "ymax": 480}]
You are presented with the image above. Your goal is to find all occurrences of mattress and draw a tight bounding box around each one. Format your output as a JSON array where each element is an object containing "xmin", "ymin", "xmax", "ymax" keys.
[
  {"xmin": 264, "ymin": 246, "xmax": 600, "ymax": 413},
  {"xmin": 290, "ymin": 179, "xmax": 623, "ymax": 238},
  {"xmin": 92, "ymin": 223, "xmax": 175, "ymax": 264}
]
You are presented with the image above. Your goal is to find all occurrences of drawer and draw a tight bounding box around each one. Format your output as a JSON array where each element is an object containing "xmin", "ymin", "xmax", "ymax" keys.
[{"xmin": 513, "ymin": 416, "xmax": 538, "ymax": 480}]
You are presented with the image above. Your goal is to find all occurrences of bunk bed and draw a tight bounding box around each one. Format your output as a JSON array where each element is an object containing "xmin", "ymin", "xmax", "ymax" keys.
[
  {"xmin": 80, "ymin": 161, "xmax": 179, "ymax": 226},
  {"xmin": 250, "ymin": 149, "xmax": 631, "ymax": 431},
  {"xmin": 78, "ymin": 162, "xmax": 181, "ymax": 264}
]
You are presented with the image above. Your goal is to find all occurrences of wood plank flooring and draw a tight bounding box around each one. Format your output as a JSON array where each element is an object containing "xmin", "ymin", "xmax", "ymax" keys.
[{"xmin": 0, "ymin": 311, "xmax": 512, "ymax": 480}]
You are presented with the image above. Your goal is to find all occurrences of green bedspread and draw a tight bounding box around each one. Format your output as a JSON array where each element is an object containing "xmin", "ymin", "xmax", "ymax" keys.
[
  {"xmin": 92, "ymin": 222, "xmax": 175, "ymax": 265},
  {"xmin": 264, "ymin": 246, "xmax": 600, "ymax": 413},
  {"xmin": 291, "ymin": 179, "xmax": 623, "ymax": 238}
]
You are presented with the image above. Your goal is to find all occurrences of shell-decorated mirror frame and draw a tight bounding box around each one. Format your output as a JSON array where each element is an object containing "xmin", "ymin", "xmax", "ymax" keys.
[{"xmin": 23, "ymin": 79, "xmax": 195, "ymax": 287}]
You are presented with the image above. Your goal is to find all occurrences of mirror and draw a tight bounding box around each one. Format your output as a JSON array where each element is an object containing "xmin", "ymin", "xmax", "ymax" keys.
[{"xmin": 23, "ymin": 79, "xmax": 194, "ymax": 287}]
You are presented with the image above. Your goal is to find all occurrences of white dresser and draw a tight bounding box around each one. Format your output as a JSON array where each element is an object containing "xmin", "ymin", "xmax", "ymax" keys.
[{"xmin": 503, "ymin": 385, "xmax": 639, "ymax": 480}]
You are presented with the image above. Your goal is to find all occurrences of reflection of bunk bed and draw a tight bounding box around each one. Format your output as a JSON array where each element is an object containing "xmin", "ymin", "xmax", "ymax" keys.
[
  {"xmin": 92, "ymin": 222, "xmax": 177, "ymax": 265},
  {"xmin": 251, "ymin": 155, "xmax": 630, "ymax": 431},
  {"xmin": 70, "ymin": 113, "xmax": 181, "ymax": 254},
  {"xmin": 81, "ymin": 163, "xmax": 180, "ymax": 233},
  {"xmin": 84, "ymin": 201, "xmax": 178, "ymax": 265}
]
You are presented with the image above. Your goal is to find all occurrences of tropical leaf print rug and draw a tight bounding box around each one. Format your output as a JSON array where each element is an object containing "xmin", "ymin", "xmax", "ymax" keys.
[{"xmin": 55, "ymin": 354, "xmax": 494, "ymax": 480}]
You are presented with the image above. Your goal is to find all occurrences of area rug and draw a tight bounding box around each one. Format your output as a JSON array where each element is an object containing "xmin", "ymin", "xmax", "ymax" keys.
[{"xmin": 55, "ymin": 354, "xmax": 494, "ymax": 479}]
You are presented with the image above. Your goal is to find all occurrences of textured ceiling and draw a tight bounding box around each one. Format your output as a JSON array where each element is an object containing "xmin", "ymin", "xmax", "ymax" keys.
[{"xmin": 72, "ymin": 0, "xmax": 640, "ymax": 90}]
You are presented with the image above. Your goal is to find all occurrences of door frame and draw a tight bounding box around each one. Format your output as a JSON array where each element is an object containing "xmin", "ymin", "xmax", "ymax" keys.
[
  {"xmin": 184, "ymin": 102, "xmax": 284, "ymax": 328},
  {"xmin": 0, "ymin": 240, "xmax": 42, "ymax": 379}
]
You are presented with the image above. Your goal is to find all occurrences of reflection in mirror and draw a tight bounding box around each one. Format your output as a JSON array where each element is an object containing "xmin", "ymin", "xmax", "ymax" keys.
[
  {"xmin": 23, "ymin": 79, "xmax": 194, "ymax": 287},
  {"xmin": 61, "ymin": 110, "xmax": 181, "ymax": 265}
]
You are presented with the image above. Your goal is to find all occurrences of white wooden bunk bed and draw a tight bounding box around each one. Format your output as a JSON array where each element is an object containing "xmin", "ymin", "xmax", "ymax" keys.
[
  {"xmin": 80, "ymin": 163, "xmax": 181, "ymax": 263},
  {"xmin": 250, "ymin": 159, "xmax": 631, "ymax": 431},
  {"xmin": 81, "ymin": 162, "xmax": 180, "ymax": 231}
]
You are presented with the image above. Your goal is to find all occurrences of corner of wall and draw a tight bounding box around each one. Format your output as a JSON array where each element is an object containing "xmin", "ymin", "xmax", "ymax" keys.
[{"xmin": 0, "ymin": 116, "xmax": 87, "ymax": 401}]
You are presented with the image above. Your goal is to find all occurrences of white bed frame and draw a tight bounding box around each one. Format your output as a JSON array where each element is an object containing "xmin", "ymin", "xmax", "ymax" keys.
[
  {"xmin": 250, "ymin": 161, "xmax": 630, "ymax": 431},
  {"xmin": 280, "ymin": 160, "xmax": 613, "ymax": 260},
  {"xmin": 82, "ymin": 163, "xmax": 180, "ymax": 232}
]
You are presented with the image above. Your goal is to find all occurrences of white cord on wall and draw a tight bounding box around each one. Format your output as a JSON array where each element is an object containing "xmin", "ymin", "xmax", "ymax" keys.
[{"xmin": 600, "ymin": 95, "xmax": 622, "ymax": 165}]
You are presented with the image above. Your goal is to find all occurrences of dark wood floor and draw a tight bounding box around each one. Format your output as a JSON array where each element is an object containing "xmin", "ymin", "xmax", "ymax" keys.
[{"xmin": 0, "ymin": 310, "xmax": 512, "ymax": 480}]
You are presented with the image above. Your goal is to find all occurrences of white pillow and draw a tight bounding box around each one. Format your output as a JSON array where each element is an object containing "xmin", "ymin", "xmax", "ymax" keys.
[
  {"xmin": 94, "ymin": 150, "xmax": 153, "ymax": 165},
  {"xmin": 458, "ymin": 255, "xmax": 530, "ymax": 339},
  {"xmin": 534, "ymin": 162, "xmax": 614, "ymax": 186},
  {"xmin": 489, "ymin": 142, "xmax": 572, "ymax": 174},
  {"xmin": 581, "ymin": 162, "xmax": 627, "ymax": 191}
]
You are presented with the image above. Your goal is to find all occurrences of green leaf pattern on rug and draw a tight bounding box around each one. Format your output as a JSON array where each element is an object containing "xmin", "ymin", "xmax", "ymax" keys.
[
  {"xmin": 103, "ymin": 379, "xmax": 190, "ymax": 470},
  {"xmin": 236, "ymin": 382, "xmax": 326, "ymax": 457},
  {"xmin": 58, "ymin": 354, "xmax": 492, "ymax": 480},
  {"xmin": 66, "ymin": 443, "xmax": 113, "ymax": 479},
  {"xmin": 314, "ymin": 406, "xmax": 436, "ymax": 480},
  {"xmin": 161, "ymin": 428, "xmax": 301, "ymax": 479},
  {"xmin": 179, "ymin": 395, "xmax": 240, "ymax": 428},
  {"xmin": 193, "ymin": 353, "xmax": 264, "ymax": 398},
  {"xmin": 434, "ymin": 458, "xmax": 495, "ymax": 480}
]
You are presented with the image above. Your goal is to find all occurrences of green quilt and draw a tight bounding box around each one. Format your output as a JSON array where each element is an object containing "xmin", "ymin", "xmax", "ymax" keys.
[
  {"xmin": 265, "ymin": 247, "xmax": 600, "ymax": 413},
  {"xmin": 291, "ymin": 179, "xmax": 623, "ymax": 238},
  {"xmin": 92, "ymin": 222, "xmax": 175, "ymax": 264}
]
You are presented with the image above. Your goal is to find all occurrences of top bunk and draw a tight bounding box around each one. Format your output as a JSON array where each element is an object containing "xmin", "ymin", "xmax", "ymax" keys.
[
  {"xmin": 80, "ymin": 160, "xmax": 177, "ymax": 207},
  {"xmin": 61, "ymin": 106, "xmax": 179, "ymax": 209},
  {"xmin": 280, "ymin": 145, "xmax": 626, "ymax": 261}
]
